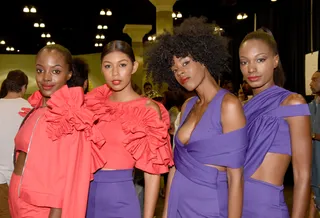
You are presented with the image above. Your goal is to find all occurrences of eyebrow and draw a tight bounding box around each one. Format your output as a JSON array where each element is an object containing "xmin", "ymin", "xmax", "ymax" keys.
[
  {"xmin": 103, "ymin": 59, "xmax": 129, "ymax": 64},
  {"xmin": 36, "ymin": 64, "xmax": 62, "ymax": 67},
  {"xmin": 240, "ymin": 53, "xmax": 268, "ymax": 58}
]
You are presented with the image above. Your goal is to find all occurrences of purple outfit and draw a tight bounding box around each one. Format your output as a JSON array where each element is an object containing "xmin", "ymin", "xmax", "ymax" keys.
[
  {"xmin": 168, "ymin": 89, "xmax": 248, "ymax": 218},
  {"xmin": 86, "ymin": 169, "xmax": 140, "ymax": 218},
  {"xmin": 242, "ymin": 86, "xmax": 310, "ymax": 217}
]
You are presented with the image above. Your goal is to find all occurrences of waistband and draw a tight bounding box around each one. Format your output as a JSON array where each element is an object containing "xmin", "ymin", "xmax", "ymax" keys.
[
  {"xmin": 93, "ymin": 169, "xmax": 134, "ymax": 183},
  {"xmin": 245, "ymin": 177, "xmax": 285, "ymax": 205}
]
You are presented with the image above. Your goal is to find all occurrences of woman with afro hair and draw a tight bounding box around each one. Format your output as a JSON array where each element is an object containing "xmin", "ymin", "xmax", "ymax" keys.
[{"xmin": 145, "ymin": 17, "xmax": 248, "ymax": 218}]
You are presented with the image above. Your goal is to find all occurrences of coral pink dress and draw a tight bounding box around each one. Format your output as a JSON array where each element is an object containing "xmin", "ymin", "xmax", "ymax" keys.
[{"xmin": 9, "ymin": 85, "xmax": 105, "ymax": 218}]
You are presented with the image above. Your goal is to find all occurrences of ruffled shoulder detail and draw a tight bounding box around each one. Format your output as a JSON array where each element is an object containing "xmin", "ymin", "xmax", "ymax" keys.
[
  {"xmin": 84, "ymin": 85, "xmax": 115, "ymax": 120},
  {"xmin": 28, "ymin": 90, "xmax": 43, "ymax": 107},
  {"xmin": 45, "ymin": 85, "xmax": 106, "ymax": 172},
  {"xmin": 120, "ymin": 102, "xmax": 174, "ymax": 174}
]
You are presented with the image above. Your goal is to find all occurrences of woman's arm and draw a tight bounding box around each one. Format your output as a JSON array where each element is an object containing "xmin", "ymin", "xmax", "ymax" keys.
[
  {"xmin": 221, "ymin": 94, "xmax": 246, "ymax": 218},
  {"xmin": 143, "ymin": 172, "xmax": 160, "ymax": 218},
  {"xmin": 49, "ymin": 208, "xmax": 61, "ymax": 218},
  {"xmin": 162, "ymin": 166, "xmax": 176, "ymax": 218},
  {"xmin": 285, "ymin": 94, "xmax": 312, "ymax": 218}
]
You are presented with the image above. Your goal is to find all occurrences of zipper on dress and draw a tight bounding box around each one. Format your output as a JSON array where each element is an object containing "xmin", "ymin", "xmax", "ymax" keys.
[{"xmin": 18, "ymin": 115, "xmax": 42, "ymax": 197}]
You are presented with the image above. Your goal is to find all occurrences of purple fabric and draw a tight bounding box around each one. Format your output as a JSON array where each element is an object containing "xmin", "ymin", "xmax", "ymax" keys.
[
  {"xmin": 243, "ymin": 85, "xmax": 310, "ymax": 179},
  {"xmin": 242, "ymin": 86, "xmax": 310, "ymax": 217},
  {"xmin": 86, "ymin": 169, "xmax": 140, "ymax": 218},
  {"xmin": 168, "ymin": 89, "xmax": 248, "ymax": 217}
]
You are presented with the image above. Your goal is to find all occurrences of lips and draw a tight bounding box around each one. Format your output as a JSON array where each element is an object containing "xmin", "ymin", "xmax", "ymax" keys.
[
  {"xmin": 180, "ymin": 77, "xmax": 189, "ymax": 85},
  {"xmin": 41, "ymin": 84, "xmax": 54, "ymax": 90},
  {"xmin": 112, "ymin": 80, "xmax": 121, "ymax": 85},
  {"xmin": 247, "ymin": 76, "xmax": 260, "ymax": 82}
]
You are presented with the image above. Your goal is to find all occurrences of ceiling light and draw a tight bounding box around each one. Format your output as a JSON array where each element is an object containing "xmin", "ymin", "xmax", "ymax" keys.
[
  {"xmin": 243, "ymin": 13, "xmax": 248, "ymax": 19},
  {"xmin": 172, "ymin": 12, "xmax": 176, "ymax": 18},
  {"xmin": 17, "ymin": 50, "xmax": 20, "ymax": 52},
  {"xmin": 152, "ymin": 36, "xmax": 156, "ymax": 40},
  {"xmin": 47, "ymin": 42, "xmax": 51, "ymax": 45},
  {"xmin": 34, "ymin": 23, "xmax": 39, "ymax": 27},
  {"xmin": 30, "ymin": 7, "xmax": 37, "ymax": 13},
  {"xmin": 97, "ymin": 25, "xmax": 102, "ymax": 29},
  {"xmin": 100, "ymin": 35, "xmax": 105, "ymax": 39},
  {"xmin": 148, "ymin": 36, "xmax": 152, "ymax": 41},
  {"xmin": 51, "ymin": 42, "xmax": 55, "ymax": 44},
  {"xmin": 0, "ymin": 40, "xmax": 5, "ymax": 45},
  {"xmin": 23, "ymin": 6, "xmax": 29, "ymax": 13},
  {"xmin": 106, "ymin": 10, "xmax": 112, "ymax": 16},
  {"xmin": 10, "ymin": 47, "xmax": 14, "ymax": 51},
  {"xmin": 99, "ymin": 43, "xmax": 103, "ymax": 47},
  {"xmin": 6, "ymin": 47, "xmax": 10, "ymax": 51},
  {"xmin": 103, "ymin": 25, "xmax": 108, "ymax": 29},
  {"xmin": 46, "ymin": 34, "xmax": 51, "ymax": 38},
  {"xmin": 41, "ymin": 33, "xmax": 46, "ymax": 38},
  {"xmin": 96, "ymin": 35, "xmax": 101, "ymax": 39},
  {"xmin": 40, "ymin": 23, "xmax": 45, "ymax": 28},
  {"xmin": 220, "ymin": 28, "xmax": 223, "ymax": 31},
  {"xmin": 271, "ymin": 0, "xmax": 277, "ymax": 1},
  {"xmin": 237, "ymin": 14, "xmax": 243, "ymax": 20},
  {"xmin": 95, "ymin": 43, "xmax": 98, "ymax": 47},
  {"xmin": 100, "ymin": 10, "xmax": 105, "ymax": 15},
  {"xmin": 177, "ymin": 12, "xmax": 182, "ymax": 18}
]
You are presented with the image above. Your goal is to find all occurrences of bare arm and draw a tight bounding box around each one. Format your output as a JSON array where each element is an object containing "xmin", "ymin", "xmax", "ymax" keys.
[
  {"xmin": 143, "ymin": 172, "xmax": 160, "ymax": 218},
  {"xmin": 284, "ymin": 94, "xmax": 312, "ymax": 218},
  {"xmin": 221, "ymin": 94, "xmax": 246, "ymax": 218},
  {"xmin": 49, "ymin": 208, "xmax": 61, "ymax": 218},
  {"xmin": 162, "ymin": 166, "xmax": 176, "ymax": 218}
]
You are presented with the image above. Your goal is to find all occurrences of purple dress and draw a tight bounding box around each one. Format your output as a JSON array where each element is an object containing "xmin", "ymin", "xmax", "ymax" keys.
[
  {"xmin": 168, "ymin": 89, "xmax": 248, "ymax": 218},
  {"xmin": 242, "ymin": 86, "xmax": 310, "ymax": 217}
]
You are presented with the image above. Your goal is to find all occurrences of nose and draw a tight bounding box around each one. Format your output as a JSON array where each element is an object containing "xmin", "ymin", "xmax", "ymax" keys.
[
  {"xmin": 43, "ymin": 71, "xmax": 52, "ymax": 81},
  {"xmin": 112, "ymin": 67, "xmax": 119, "ymax": 76},
  {"xmin": 248, "ymin": 62, "xmax": 257, "ymax": 73},
  {"xmin": 176, "ymin": 68, "xmax": 185, "ymax": 77}
]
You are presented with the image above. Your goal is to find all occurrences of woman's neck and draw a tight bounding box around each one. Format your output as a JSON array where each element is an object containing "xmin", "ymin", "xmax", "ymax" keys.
[
  {"xmin": 109, "ymin": 84, "xmax": 140, "ymax": 102},
  {"xmin": 4, "ymin": 92, "xmax": 22, "ymax": 99}
]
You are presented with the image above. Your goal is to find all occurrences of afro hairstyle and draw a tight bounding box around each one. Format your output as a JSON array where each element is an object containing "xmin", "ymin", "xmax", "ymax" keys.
[{"xmin": 144, "ymin": 17, "xmax": 231, "ymax": 89}]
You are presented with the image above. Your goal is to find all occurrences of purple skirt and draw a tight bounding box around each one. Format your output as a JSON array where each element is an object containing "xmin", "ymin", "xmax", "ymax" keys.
[
  {"xmin": 86, "ymin": 169, "xmax": 141, "ymax": 218},
  {"xmin": 168, "ymin": 169, "xmax": 228, "ymax": 218},
  {"xmin": 242, "ymin": 178, "xmax": 289, "ymax": 218}
]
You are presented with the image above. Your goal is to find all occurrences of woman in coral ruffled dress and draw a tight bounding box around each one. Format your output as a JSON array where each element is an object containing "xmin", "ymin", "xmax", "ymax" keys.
[
  {"xmin": 85, "ymin": 40, "xmax": 174, "ymax": 218},
  {"xmin": 9, "ymin": 44, "xmax": 105, "ymax": 218}
]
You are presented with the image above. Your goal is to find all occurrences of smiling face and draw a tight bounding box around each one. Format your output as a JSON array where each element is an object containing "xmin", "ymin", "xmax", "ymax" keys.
[
  {"xmin": 239, "ymin": 39, "xmax": 279, "ymax": 92},
  {"xmin": 35, "ymin": 49, "xmax": 72, "ymax": 100},
  {"xmin": 171, "ymin": 56, "xmax": 207, "ymax": 91},
  {"xmin": 101, "ymin": 51, "xmax": 138, "ymax": 92}
]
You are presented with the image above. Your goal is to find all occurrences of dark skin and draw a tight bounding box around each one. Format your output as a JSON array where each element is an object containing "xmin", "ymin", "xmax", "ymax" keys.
[
  {"xmin": 240, "ymin": 39, "xmax": 312, "ymax": 218},
  {"xmin": 162, "ymin": 56, "xmax": 246, "ymax": 218},
  {"xmin": 308, "ymin": 71, "xmax": 320, "ymax": 218},
  {"xmin": 13, "ymin": 49, "xmax": 72, "ymax": 218}
]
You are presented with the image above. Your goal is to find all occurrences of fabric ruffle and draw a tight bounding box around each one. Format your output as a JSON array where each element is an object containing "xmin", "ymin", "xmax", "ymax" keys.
[
  {"xmin": 45, "ymin": 85, "xmax": 106, "ymax": 173},
  {"xmin": 85, "ymin": 85, "xmax": 174, "ymax": 174}
]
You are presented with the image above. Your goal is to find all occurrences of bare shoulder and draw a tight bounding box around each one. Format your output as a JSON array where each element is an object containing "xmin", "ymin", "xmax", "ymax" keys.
[
  {"xmin": 221, "ymin": 93, "xmax": 244, "ymax": 112},
  {"xmin": 179, "ymin": 96, "xmax": 194, "ymax": 114},
  {"xmin": 282, "ymin": 93, "xmax": 307, "ymax": 106},
  {"xmin": 145, "ymin": 99, "xmax": 161, "ymax": 117}
]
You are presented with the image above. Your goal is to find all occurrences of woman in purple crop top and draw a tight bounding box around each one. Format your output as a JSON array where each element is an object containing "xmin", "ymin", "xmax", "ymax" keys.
[
  {"xmin": 239, "ymin": 28, "xmax": 312, "ymax": 217},
  {"xmin": 145, "ymin": 17, "xmax": 248, "ymax": 218}
]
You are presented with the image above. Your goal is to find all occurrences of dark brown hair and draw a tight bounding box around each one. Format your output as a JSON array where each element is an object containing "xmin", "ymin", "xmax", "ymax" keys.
[
  {"xmin": 101, "ymin": 40, "xmax": 135, "ymax": 62},
  {"xmin": 0, "ymin": 70, "xmax": 28, "ymax": 98},
  {"xmin": 240, "ymin": 28, "xmax": 285, "ymax": 87},
  {"xmin": 37, "ymin": 44, "xmax": 73, "ymax": 72}
]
